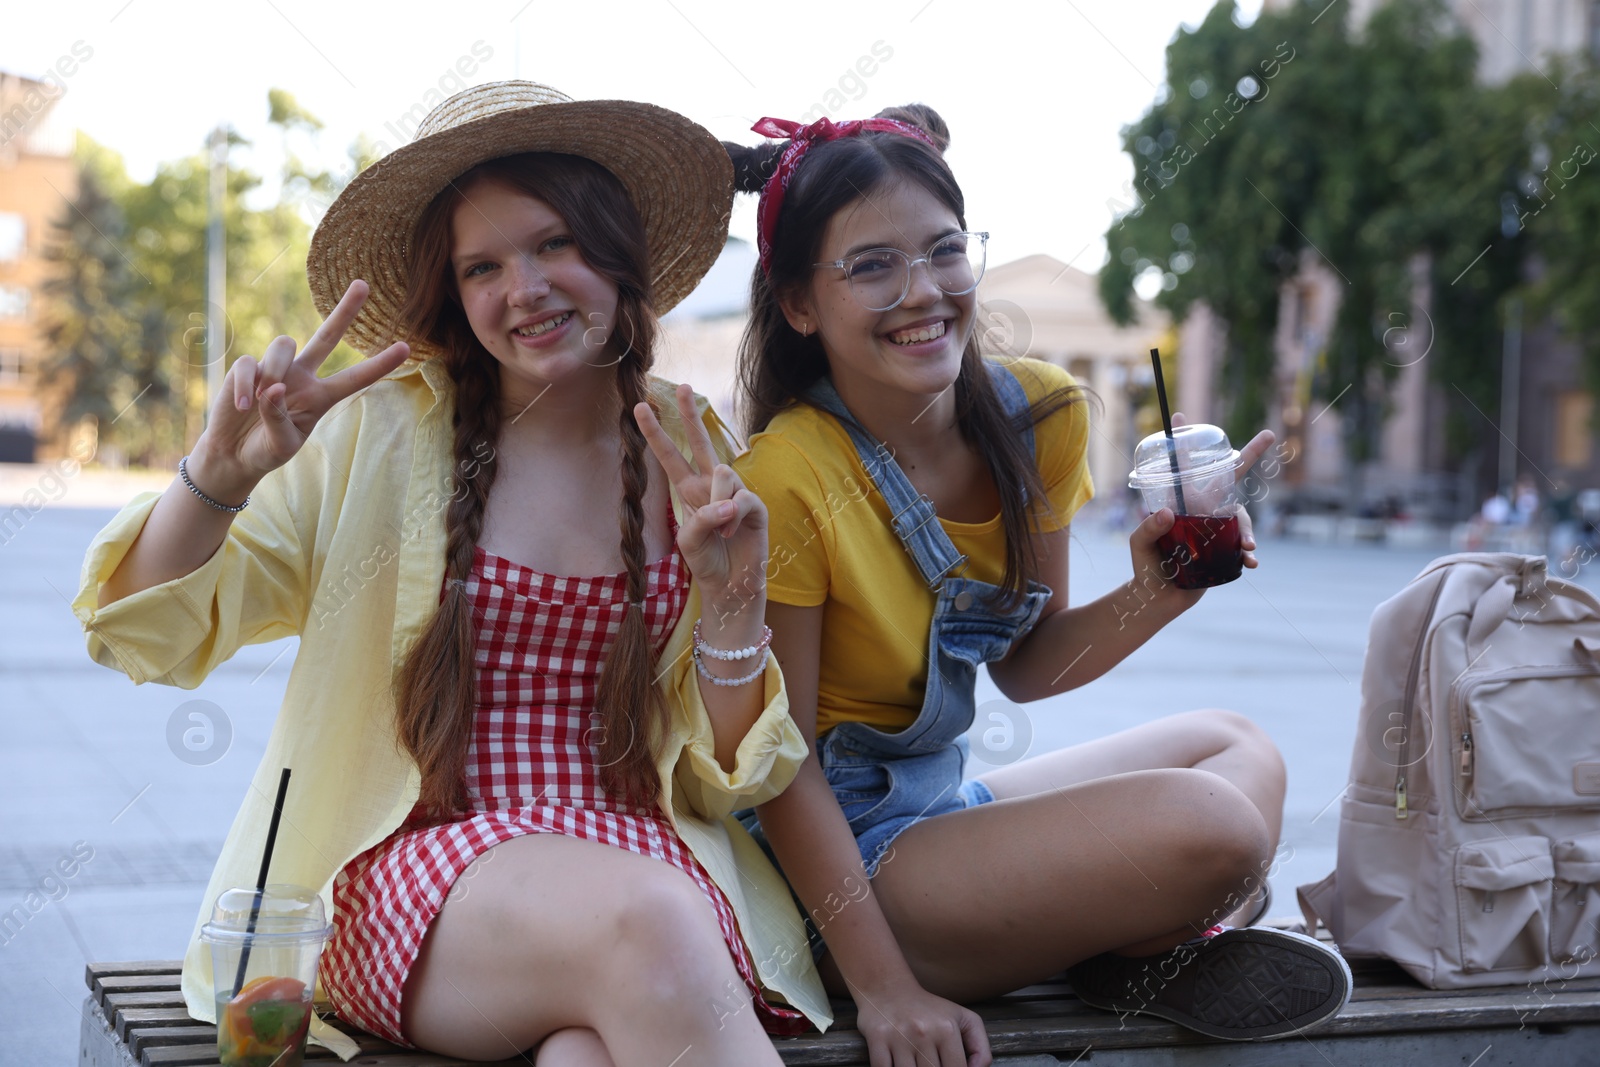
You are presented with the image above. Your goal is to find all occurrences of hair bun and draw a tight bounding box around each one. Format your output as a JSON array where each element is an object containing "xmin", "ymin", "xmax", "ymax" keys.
[
  {"xmin": 723, "ymin": 140, "xmax": 785, "ymax": 194},
  {"xmin": 874, "ymin": 104, "xmax": 950, "ymax": 154}
]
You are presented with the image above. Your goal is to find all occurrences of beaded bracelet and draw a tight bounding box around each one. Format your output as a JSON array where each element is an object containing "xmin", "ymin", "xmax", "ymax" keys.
[
  {"xmin": 179, "ymin": 455, "xmax": 250, "ymax": 513},
  {"xmin": 692, "ymin": 620, "xmax": 772, "ymax": 662},
  {"xmin": 692, "ymin": 644, "xmax": 770, "ymax": 687}
]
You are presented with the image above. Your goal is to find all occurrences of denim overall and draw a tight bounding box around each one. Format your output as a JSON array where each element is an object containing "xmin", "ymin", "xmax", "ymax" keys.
[{"xmin": 738, "ymin": 362, "xmax": 1053, "ymax": 949}]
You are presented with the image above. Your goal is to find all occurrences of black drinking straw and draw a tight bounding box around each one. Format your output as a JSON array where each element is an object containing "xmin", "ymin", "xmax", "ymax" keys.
[
  {"xmin": 232, "ymin": 767, "xmax": 292, "ymax": 996},
  {"xmin": 1150, "ymin": 348, "xmax": 1189, "ymax": 515}
]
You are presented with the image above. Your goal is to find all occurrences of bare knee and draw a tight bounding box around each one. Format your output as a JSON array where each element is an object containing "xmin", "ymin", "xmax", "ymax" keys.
[
  {"xmin": 1157, "ymin": 768, "xmax": 1273, "ymax": 894},
  {"xmin": 1186, "ymin": 709, "xmax": 1286, "ymax": 791},
  {"xmin": 602, "ymin": 867, "xmax": 744, "ymax": 1020},
  {"xmin": 535, "ymin": 1028, "xmax": 614, "ymax": 1067}
]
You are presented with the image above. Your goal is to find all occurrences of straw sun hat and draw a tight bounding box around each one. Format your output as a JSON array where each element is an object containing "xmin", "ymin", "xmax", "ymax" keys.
[{"xmin": 307, "ymin": 80, "xmax": 734, "ymax": 356}]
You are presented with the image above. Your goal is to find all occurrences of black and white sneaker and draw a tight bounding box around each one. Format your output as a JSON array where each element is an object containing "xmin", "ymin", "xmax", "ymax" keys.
[{"xmin": 1065, "ymin": 927, "xmax": 1353, "ymax": 1041}]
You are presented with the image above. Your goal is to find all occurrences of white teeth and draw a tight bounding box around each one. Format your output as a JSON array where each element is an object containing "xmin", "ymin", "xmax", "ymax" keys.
[
  {"xmin": 889, "ymin": 321, "xmax": 946, "ymax": 345},
  {"xmin": 515, "ymin": 311, "xmax": 573, "ymax": 337}
]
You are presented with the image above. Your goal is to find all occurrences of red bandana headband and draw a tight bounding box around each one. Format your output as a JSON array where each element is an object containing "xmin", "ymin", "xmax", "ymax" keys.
[{"xmin": 751, "ymin": 115, "xmax": 938, "ymax": 275}]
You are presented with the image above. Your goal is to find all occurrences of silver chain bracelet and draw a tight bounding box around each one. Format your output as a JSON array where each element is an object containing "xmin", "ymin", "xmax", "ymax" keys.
[{"xmin": 179, "ymin": 455, "xmax": 250, "ymax": 513}]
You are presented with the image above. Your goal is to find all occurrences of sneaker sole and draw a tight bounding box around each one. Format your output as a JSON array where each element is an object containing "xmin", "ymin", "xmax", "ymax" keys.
[{"xmin": 1074, "ymin": 927, "xmax": 1354, "ymax": 1042}]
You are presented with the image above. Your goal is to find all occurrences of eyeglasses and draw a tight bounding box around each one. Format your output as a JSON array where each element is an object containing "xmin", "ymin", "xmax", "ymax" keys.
[{"xmin": 812, "ymin": 231, "xmax": 989, "ymax": 312}]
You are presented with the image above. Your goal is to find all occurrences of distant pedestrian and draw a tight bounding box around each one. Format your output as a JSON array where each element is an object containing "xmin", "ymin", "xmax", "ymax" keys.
[{"xmin": 1481, "ymin": 493, "xmax": 1512, "ymax": 525}]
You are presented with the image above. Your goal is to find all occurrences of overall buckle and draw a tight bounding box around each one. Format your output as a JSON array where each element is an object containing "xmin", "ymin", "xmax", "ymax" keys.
[{"xmin": 892, "ymin": 493, "xmax": 940, "ymax": 540}]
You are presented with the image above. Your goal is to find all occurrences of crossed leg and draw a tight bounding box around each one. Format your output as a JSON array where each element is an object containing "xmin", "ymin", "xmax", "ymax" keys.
[
  {"xmin": 816, "ymin": 709, "xmax": 1285, "ymax": 1002},
  {"xmin": 978, "ymin": 710, "xmax": 1286, "ymax": 847},
  {"xmin": 402, "ymin": 833, "xmax": 781, "ymax": 1066},
  {"xmin": 978, "ymin": 709, "xmax": 1286, "ymax": 928}
]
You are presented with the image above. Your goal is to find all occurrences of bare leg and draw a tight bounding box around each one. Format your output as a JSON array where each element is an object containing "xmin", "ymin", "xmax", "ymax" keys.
[
  {"xmin": 978, "ymin": 709, "xmax": 1286, "ymax": 843},
  {"xmin": 402, "ymin": 833, "xmax": 781, "ymax": 1066},
  {"xmin": 977, "ymin": 709, "xmax": 1285, "ymax": 926},
  {"xmin": 818, "ymin": 767, "xmax": 1271, "ymax": 1002},
  {"xmin": 536, "ymin": 1028, "xmax": 615, "ymax": 1067}
]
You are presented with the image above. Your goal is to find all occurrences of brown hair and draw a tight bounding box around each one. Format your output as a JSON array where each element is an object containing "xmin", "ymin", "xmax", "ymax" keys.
[
  {"xmin": 726, "ymin": 105, "xmax": 1083, "ymax": 607},
  {"xmin": 391, "ymin": 153, "xmax": 667, "ymax": 818}
]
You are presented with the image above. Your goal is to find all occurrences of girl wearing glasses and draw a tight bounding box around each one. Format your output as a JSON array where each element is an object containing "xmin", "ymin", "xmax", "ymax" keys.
[{"xmin": 723, "ymin": 107, "xmax": 1350, "ymax": 1065}]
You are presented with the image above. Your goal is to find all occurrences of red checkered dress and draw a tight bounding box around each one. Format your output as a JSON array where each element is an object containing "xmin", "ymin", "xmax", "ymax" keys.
[{"xmin": 321, "ymin": 522, "xmax": 807, "ymax": 1044}]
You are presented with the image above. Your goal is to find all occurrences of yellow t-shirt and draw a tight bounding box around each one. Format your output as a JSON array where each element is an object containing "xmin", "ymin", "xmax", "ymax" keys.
[{"xmin": 734, "ymin": 357, "xmax": 1094, "ymax": 738}]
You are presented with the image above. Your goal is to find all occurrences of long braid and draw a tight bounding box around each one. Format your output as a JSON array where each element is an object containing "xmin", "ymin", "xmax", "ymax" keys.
[
  {"xmin": 393, "ymin": 355, "xmax": 502, "ymax": 818},
  {"xmin": 595, "ymin": 349, "xmax": 668, "ymax": 806}
]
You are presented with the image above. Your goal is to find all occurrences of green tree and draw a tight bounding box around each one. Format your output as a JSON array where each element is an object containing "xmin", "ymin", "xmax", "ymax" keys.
[
  {"xmin": 1099, "ymin": 0, "xmax": 1334, "ymax": 441},
  {"xmin": 1098, "ymin": 0, "xmax": 1539, "ymax": 494},
  {"xmin": 39, "ymin": 138, "xmax": 175, "ymax": 466},
  {"xmin": 40, "ymin": 93, "xmax": 333, "ymax": 466},
  {"xmin": 1522, "ymin": 63, "xmax": 1600, "ymax": 403}
]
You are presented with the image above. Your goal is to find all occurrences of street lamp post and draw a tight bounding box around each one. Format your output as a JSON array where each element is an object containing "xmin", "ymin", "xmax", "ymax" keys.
[
  {"xmin": 1499, "ymin": 297, "xmax": 1522, "ymax": 500},
  {"xmin": 205, "ymin": 124, "xmax": 226, "ymax": 424}
]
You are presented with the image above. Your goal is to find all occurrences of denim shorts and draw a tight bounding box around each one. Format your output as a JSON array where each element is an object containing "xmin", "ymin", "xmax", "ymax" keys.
[{"xmin": 735, "ymin": 733, "xmax": 995, "ymax": 960}]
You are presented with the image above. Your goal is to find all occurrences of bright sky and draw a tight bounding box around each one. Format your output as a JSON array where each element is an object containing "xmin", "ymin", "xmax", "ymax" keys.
[{"xmin": 4, "ymin": 0, "xmax": 1262, "ymax": 276}]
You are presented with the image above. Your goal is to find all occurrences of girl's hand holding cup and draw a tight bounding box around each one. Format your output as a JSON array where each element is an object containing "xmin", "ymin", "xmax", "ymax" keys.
[
  {"xmin": 1127, "ymin": 413, "xmax": 1275, "ymax": 602},
  {"xmin": 189, "ymin": 281, "xmax": 410, "ymax": 502}
]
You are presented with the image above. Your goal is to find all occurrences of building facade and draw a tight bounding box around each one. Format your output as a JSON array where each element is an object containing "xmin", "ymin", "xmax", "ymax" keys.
[{"xmin": 0, "ymin": 72, "xmax": 77, "ymax": 463}]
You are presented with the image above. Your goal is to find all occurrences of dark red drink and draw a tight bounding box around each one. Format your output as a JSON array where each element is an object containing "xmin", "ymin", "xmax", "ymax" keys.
[{"xmin": 1158, "ymin": 514, "xmax": 1243, "ymax": 589}]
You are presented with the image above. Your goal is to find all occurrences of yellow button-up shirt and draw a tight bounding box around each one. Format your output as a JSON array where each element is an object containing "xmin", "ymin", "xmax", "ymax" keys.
[{"xmin": 71, "ymin": 357, "xmax": 831, "ymax": 1056}]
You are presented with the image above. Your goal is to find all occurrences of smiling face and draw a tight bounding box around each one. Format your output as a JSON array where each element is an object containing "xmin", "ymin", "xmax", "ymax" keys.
[
  {"xmin": 449, "ymin": 177, "xmax": 622, "ymax": 399},
  {"xmin": 781, "ymin": 179, "xmax": 976, "ymax": 411}
]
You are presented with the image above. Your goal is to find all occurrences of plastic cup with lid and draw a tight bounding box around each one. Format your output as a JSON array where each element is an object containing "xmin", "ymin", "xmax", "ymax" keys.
[
  {"xmin": 1128, "ymin": 423, "xmax": 1246, "ymax": 589},
  {"xmin": 200, "ymin": 884, "xmax": 329, "ymax": 1067}
]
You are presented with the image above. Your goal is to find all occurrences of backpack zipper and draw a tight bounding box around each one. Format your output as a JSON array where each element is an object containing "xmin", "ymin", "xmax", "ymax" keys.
[
  {"xmin": 1394, "ymin": 572, "xmax": 1450, "ymax": 819},
  {"xmin": 1451, "ymin": 661, "xmax": 1600, "ymax": 819}
]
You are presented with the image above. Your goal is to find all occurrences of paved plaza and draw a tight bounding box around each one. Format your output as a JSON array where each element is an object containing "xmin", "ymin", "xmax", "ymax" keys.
[{"xmin": 2, "ymin": 500, "xmax": 1592, "ymax": 1064}]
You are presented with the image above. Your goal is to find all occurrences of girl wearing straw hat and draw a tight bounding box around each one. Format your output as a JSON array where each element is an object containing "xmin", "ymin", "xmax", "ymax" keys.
[
  {"xmin": 720, "ymin": 106, "xmax": 1352, "ymax": 1063},
  {"xmin": 74, "ymin": 82, "xmax": 829, "ymax": 1063}
]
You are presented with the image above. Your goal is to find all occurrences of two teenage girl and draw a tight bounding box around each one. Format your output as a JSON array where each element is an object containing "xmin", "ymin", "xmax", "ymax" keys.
[{"xmin": 76, "ymin": 80, "xmax": 1349, "ymax": 1067}]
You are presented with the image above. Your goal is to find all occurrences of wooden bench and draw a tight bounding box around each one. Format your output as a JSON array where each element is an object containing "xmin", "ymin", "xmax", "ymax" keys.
[{"xmin": 79, "ymin": 933, "xmax": 1600, "ymax": 1067}]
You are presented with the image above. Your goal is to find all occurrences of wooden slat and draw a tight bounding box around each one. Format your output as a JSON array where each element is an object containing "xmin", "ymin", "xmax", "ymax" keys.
[
  {"xmin": 336, "ymin": 1027, "xmax": 412, "ymax": 1055},
  {"xmin": 771, "ymin": 1029, "xmax": 868, "ymax": 1066},
  {"xmin": 1350, "ymin": 976, "xmax": 1600, "ymax": 1002},
  {"xmin": 140, "ymin": 1045, "xmax": 221, "ymax": 1067},
  {"xmin": 115, "ymin": 1007, "xmax": 194, "ymax": 1043},
  {"xmin": 110, "ymin": 994, "xmax": 191, "ymax": 1049},
  {"xmin": 137, "ymin": 1045, "xmax": 345, "ymax": 1067},
  {"xmin": 86, "ymin": 961, "xmax": 183, "ymax": 990},
  {"xmin": 107, "ymin": 990, "xmax": 188, "ymax": 1013},
  {"xmin": 126, "ymin": 1026, "xmax": 214, "ymax": 1058},
  {"xmin": 1328, "ymin": 988, "xmax": 1600, "ymax": 1033},
  {"xmin": 95, "ymin": 973, "xmax": 183, "ymax": 1008}
]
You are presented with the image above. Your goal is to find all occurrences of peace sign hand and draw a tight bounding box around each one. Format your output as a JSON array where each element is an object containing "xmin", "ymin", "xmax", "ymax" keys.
[
  {"xmin": 633, "ymin": 384, "xmax": 767, "ymax": 614},
  {"xmin": 190, "ymin": 280, "xmax": 410, "ymax": 500}
]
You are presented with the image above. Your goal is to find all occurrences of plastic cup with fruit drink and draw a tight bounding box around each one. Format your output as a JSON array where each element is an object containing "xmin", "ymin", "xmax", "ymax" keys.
[
  {"xmin": 200, "ymin": 884, "xmax": 329, "ymax": 1067},
  {"xmin": 1127, "ymin": 424, "xmax": 1244, "ymax": 589}
]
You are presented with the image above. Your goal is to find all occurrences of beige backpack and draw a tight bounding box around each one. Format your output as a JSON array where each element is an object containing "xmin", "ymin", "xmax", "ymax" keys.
[{"xmin": 1298, "ymin": 553, "xmax": 1600, "ymax": 989}]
